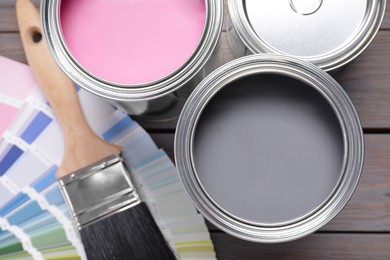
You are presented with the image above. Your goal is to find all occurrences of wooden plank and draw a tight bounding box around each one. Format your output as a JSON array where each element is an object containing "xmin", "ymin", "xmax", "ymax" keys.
[
  {"xmin": 140, "ymin": 30, "xmax": 390, "ymax": 130},
  {"xmin": 0, "ymin": 0, "xmax": 389, "ymax": 32},
  {"xmin": 1, "ymin": 31, "xmax": 389, "ymax": 130},
  {"xmin": 336, "ymin": 30, "xmax": 390, "ymax": 130},
  {"xmin": 0, "ymin": 33, "xmax": 24, "ymax": 63},
  {"xmin": 211, "ymin": 233, "xmax": 390, "ymax": 259},
  {"xmin": 0, "ymin": 0, "xmax": 39, "ymax": 32},
  {"xmin": 150, "ymin": 133, "xmax": 175, "ymax": 161},
  {"xmin": 383, "ymin": 1, "xmax": 390, "ymax": 29},
  {"xmin": 151, "ymin": 133, "xmax": 390, "ymax": 232},
  {"xmin": 323, "ymin": 134, "xmax": 390, "ymax": 231}
]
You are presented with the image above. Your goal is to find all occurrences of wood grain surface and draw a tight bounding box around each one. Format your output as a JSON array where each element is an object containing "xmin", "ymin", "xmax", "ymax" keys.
[
  {"xmin": 1, "ymin": 0, "xmax": 389, "ymax": 259},
  {"xmin": 211, "ymin": 233, "xmax": 390, "ymax": 259},
  {"xmin": 1, "ymin": 6, "xmax": 390, "ymax": 130}
]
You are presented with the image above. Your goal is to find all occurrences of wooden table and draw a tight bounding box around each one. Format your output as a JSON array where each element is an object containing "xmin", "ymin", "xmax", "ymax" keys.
[{"xmin": 2, "ymin": 0, "xmax": 389, "ymax": 259}]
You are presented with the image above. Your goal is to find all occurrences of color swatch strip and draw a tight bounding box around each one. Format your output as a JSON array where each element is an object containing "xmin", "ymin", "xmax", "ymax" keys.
[{"xmin": 0, "ymin": 56, "xmax": 216, "ymax": 259}]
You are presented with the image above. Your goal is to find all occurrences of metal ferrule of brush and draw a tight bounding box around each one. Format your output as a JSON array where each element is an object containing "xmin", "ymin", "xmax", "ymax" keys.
[{"xmin": 58, "ymin": 153, "xmax": 142, "ymax": 229}]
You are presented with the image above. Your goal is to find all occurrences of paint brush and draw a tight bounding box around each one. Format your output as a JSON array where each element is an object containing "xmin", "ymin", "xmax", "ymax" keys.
[{"xmin": 16, "ymin": 0, "xmax": 176, "ymax": 259}]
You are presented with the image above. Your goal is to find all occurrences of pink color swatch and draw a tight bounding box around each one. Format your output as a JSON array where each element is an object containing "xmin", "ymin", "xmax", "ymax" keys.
[
  {"xmin": 60, "ymin": 0, "xmax": 206, "ymax": 85},
  {"xmin": 0, "ymin": 104, "xmax": 18, "ymax": 135},
  {"xmin": 0, "ymin": 56, "xmax": 35, "ymax": 100},
  {"xmin": 0, "ymin": 56, "xmax": 37, "ymax": 135}
]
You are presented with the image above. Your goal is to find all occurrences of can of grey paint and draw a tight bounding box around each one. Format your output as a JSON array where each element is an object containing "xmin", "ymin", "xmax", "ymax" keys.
[
  {"xmin": 227, "ymin": 0, "xmax": 386, "ymax": 71},
  {"xmin": 175, "ymin": 54, "xmax": 364, "ymax": 242}
]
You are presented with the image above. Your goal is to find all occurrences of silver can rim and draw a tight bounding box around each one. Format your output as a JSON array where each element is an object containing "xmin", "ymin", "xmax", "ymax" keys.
[
  {"xmin": 175, "ymin": 54, "xmax": 364, "ymax": 243},
  {"xmin": 41, "ymin": 0, "xmax": 223, "ymax": 101},
  {"xmin": 227, "ymin": 0, "xmax": 386, "ymax": 72}
]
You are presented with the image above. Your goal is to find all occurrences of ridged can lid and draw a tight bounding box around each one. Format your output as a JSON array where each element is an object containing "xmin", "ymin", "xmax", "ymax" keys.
[{"xmin": 228, "ymin": 0, "xmax": 386, "ymax": 71}]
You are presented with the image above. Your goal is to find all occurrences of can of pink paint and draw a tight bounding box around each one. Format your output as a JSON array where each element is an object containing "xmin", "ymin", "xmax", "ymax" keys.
[{"xmin": 41, "ymin": 0, "xmax": 223, "ymax": 120}]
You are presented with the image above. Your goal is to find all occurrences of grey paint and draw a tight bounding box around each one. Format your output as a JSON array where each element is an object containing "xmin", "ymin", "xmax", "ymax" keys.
[{"xmin": 193, "ymin": 74, "xmax": 344, "ymax": 224}]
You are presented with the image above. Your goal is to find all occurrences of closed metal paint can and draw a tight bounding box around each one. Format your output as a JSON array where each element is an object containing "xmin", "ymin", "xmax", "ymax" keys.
[
  {"xmin": 175, "ymin": 54, "xmax": 364, "ymax": 242},
  {"xmin": 227, "ymin": 0, "xmax": 386, "ymax": 71},
  {"xmin": 41, "ymin": 0, "xmax": 223, "ymax": 119}
]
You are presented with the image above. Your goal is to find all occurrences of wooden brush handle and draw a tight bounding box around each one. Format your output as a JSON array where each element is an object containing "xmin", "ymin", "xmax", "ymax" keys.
[{"xmin": 16, "ymin": 0, "xmax": 121, "ymax": 178}]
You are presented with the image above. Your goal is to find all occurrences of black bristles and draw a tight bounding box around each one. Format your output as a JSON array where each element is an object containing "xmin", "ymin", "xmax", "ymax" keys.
[{"xmin": 80, "ymin": 202, "xmax": 176, "ymax": 260}]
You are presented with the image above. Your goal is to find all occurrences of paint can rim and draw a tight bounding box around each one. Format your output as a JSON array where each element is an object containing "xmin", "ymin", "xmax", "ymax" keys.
[
  {"xmin": 174, "ymin": 54, "xmax": 364, "ymax": 243},
  {"xmin": 227, "ymin": 0, "xmax": 386, "ymax": 71},
  {"xmin": 41, "ymin": 0, "xmax": 223, "ymax": 101}
]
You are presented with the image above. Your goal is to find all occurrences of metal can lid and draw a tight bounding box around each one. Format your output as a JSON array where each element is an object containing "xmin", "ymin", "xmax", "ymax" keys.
[{"xmin": 230, "ymin": 0, "xmax": 386, "ymax": 71}]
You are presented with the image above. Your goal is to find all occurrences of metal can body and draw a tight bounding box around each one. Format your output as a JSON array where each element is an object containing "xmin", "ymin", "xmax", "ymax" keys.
[
  {"xmin": 175, "ymin": 54, "xmax": 364, "ymax": 243},
  {"xmin": 41, "ymin": 0, "xmax": 223, "ymax": 119},
  {"xmin": 227, "ymin": 0, "xmax": 386, "ymax": 71}
]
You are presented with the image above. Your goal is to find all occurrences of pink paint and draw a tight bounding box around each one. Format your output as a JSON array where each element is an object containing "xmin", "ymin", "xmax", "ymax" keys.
[{"xmin": 60, "ymin": 0, "xmax": 206, "ymax": 85}]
